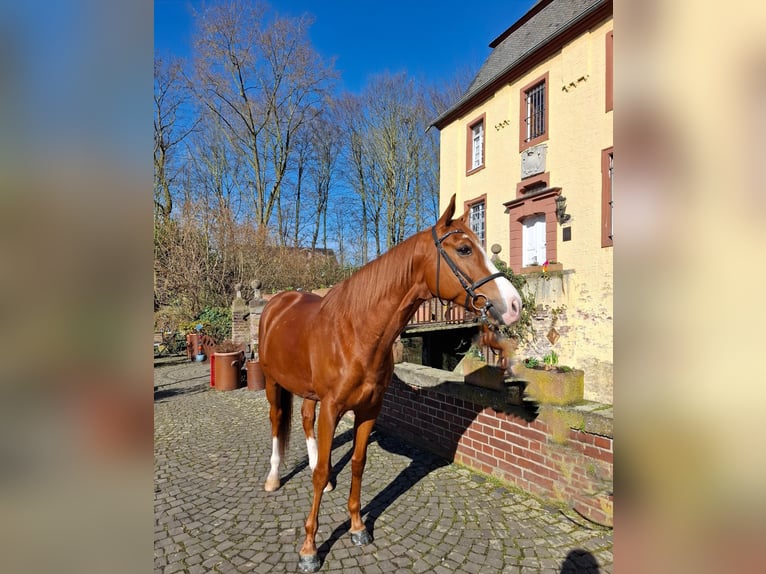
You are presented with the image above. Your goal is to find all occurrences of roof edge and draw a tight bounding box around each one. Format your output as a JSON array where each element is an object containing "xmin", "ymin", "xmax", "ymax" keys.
[
  {"xmin": 431, "ymin": 0, "xmax": 611, "ymax": 131},
  {"xmin": 489, "ymin": 0, "xmax": 555, "ymax": 49}
]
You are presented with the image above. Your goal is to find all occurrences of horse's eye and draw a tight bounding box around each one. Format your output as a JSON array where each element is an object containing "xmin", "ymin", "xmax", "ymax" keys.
[{"xmin": 456, "ymin": 245, "xmax": 472, "ymax": 257}]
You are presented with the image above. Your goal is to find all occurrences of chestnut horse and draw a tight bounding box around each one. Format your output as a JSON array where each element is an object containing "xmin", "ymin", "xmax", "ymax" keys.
[{"xmin": 258, "ymin": 195, "xmax": 522, "ymax": 572}]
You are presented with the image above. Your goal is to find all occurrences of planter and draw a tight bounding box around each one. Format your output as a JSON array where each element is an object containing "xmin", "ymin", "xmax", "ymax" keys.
[
  {"xmin": 186, "ymin": 333, "xmax": 205, "ymax": 361},
  {"xmin": 213, "ymin": 351, "xmax": 245, "ymax": 391},
  {"xmin": 245, "ymin": 360, "xmax": 265, "ymax": 391},
  {"xmin": 514, "ymin": 364, "xmax": 584, "ymax": 405},
  {"xmin": 456, "ymin": 355, "xmax": 507, "ymax": 391},
  {"xmin": 519, "ymin": 262, "xmax": 563, "ymax": 275}
]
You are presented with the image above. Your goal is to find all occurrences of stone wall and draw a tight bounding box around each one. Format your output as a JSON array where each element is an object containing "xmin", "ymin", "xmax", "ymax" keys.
[
  {"xmin": 516, "ymin": 270, "xmax": 612, "ymax": 405},
  {"xmin": 230, "ymin": 283, "xmax": 249, "ymax": 347},
  {"xmin": 377, "ymin": 363, "xmax": 613, "ymax": 527}
]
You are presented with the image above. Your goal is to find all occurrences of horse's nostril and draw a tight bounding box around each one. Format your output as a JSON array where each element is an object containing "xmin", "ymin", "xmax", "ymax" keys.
[{"xmin": 511, "ymin": 298, "xmax": 521, "ymax": 315}]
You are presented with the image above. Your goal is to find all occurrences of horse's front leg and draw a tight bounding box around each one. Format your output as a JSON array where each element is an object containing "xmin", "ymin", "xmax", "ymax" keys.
[
  {"xmin": 301, "ymin": 399, "xmax": 333, "ymax": 492},
  {"xmin": 298, "ymin": 401, "xmax": 339, "ymax": 573},
  {"xmin": 347, "ymin": 406, "xmax": 380, "ymax": 546}
]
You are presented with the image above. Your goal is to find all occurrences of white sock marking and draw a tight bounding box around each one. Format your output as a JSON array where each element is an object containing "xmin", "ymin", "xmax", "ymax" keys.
[
  {"xmin": 268, "ymin": 436, "xmax": 280, "ymax": 482},
  {"xmin": 306, "ymin": 437, "xmax": 318, "ymax": 470}
]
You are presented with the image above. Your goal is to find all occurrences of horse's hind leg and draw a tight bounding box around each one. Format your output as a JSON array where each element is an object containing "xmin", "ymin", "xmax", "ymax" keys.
[
  {"xmin": 264, "ymin": 379, "xmax": 291, "ymax": 492},
  {"xmin": 301, "ymin": 399, "xmax": 334, "ymax": 492}
]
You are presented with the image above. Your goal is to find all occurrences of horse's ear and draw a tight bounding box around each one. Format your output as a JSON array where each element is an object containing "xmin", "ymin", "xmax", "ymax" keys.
[{"xmin": 437, "ymin": 194, "xmax": 457, "ymax": 227}]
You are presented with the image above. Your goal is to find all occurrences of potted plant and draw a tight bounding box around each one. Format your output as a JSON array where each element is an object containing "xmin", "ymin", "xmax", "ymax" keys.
[
  {"xmin": 212, "ymin": 340, "xmax": 246, "ymax": 391},
  {"xmin": 512, "ymin": 350, "xmax": 584, "ymax": 405}
]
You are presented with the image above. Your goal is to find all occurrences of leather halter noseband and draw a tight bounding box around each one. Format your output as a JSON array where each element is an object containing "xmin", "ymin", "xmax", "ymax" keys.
[{"xmin": 431, "ymin": 226, "xmax": 505, "ymax": 321}]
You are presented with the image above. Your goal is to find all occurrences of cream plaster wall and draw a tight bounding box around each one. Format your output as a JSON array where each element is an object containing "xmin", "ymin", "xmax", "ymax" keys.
[{"xmin": 439, "ymin": 17, "xmax": 613, "ymax": 404}]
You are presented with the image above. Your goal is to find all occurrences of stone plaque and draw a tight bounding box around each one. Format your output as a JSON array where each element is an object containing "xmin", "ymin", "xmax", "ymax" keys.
[{"xmin": 520, "ymin": 144, "xmax": 547, "ymax": 179}]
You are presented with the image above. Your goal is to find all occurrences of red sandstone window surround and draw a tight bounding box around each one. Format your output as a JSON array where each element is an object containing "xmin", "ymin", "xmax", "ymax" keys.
[
  {"xmin": 601, "ymin": 147, "xmax": 614, "ymax": 247},
  {"xmin": 605, "ymin": 30, "xmax": 613, "ymax": 113},
  {"xmin": 503, "ymin": 186, "xmax": 560, "ymax": 273},
  {"xmin": 516, "ymin": 172, "xmax": 550, "ymax": 198}
]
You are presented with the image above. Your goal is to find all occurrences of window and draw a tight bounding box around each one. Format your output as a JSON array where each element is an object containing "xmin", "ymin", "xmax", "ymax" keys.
[
  {"xmin": 601, "ymin": 147, "xmax": 614, "ymax": 247},
  {"xmin": 466, "ymin": 114, "xmax": 485, "ymax": 173},
  {"xmin": 522, "ymin": 214, "xmax": 547, "ymax": 267},
  {"xmin": 525, "ymin": 83, "xmax": 545, "ymax": 140},
  {"xmin": 471, "ymin": 122, "xmax": 484, "ymax": 169},
  {"xmin": 468, "ymin": 199, "xmax": 486, "ymax": 247},
  {"xmin": 605, "ymin": 30, "xmax": 613, "ymax": 112},
  {"xmin": 519, "ymin": 73, "xmax": 548, "ymax": 151}
]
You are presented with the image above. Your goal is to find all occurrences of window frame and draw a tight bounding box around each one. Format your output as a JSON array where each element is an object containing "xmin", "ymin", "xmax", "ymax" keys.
[
  {"xmin": 605, "ymin": 30, "xmax": 613, "ymax": 112},
  {"xmin": 503, "ymin": 187, "xmax": 560, "ymax": 274},
  {"xmin": 464, "ymin": 194, "xmax": 487, "ymax": 248},
  {"xmin": 519, "ymin": 72, "xmax": 549, "ymax": 152},
  {"xmin": 601, "ymin": 147, "xmax": 614, "ymax": 247},
  {"xmin": 465, "ymin": 113, "xmax": 486, "ymax": 175}
]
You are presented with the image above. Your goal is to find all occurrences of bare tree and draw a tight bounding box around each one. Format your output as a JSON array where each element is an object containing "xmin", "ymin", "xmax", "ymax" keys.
[
  {"xmin": 191, "ymin": 0, "xmax": 336, "ymax": 232},
  {"xmin": 307, "ymin": 110, "xmax": 341, "ymax": 250},
  {"xmin": 334, "ymin": 92, "xmax": 370, "ymax": 262},
  {"xmin": 154, "ymin": 56, "xmax": 196, "ymax": 222},
  {"xmin": 337, "ymin": 72, "xmax": 436, "ymax": 258}
]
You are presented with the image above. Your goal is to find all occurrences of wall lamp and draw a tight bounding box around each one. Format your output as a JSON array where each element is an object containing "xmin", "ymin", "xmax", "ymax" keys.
[{"xmin": 555, "ymin": 194, "xmax": 571, "ymax": 225}]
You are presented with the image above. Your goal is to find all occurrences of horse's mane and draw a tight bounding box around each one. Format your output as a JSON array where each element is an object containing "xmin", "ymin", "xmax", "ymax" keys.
[{"xmin": 320, "ymin": 231, "xmax": 422, "ymax": 322}]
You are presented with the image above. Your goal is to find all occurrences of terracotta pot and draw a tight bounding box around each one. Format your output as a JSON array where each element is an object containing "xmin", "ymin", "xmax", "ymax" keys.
[
  {"xmin": 213, "ymin": 351, "xmax": 244, "ymax": 391},
  {"xmin": 186, "ymin": 333, "xmax": 203, "ymax": 361},
  {"xmin": 246, "ymin": 360, "xmax": 265, "ymax": 391}
]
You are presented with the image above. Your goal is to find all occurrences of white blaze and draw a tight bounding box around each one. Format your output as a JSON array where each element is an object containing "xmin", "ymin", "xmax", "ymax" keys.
[{"xmin": 470, "ymin": 235, "xmax": 523, "ymax": 325}]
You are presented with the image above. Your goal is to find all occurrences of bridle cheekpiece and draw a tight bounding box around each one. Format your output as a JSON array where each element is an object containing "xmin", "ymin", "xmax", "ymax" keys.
[{"xmin": 431, "ymin": 225, "xmax": 505, "ymax": 324}]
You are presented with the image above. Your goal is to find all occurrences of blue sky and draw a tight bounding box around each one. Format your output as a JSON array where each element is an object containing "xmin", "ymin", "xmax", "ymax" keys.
[{"xmin": 155, "ymin": 0, "xmax": 536, "ymax": 92}]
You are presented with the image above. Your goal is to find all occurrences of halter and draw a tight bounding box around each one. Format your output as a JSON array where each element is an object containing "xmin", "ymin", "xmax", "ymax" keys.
[{"xmin": 431, "ymin": 226, "xmax": 506, "ymax": 323}]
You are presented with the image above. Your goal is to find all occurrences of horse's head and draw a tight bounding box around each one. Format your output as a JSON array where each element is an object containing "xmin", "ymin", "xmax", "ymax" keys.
[{"xmin": 425, "ymin": 194, "xmax": 522, "ymax": 327}]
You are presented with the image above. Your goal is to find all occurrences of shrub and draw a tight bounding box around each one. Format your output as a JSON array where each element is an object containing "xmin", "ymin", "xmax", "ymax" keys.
[
  {"xmin": 197, "ymin": 306, "xmax": 231, "ymax": 344},
  {"xmin": 494, "ymin": 260, "xmax": 536, "ymax": 345}
]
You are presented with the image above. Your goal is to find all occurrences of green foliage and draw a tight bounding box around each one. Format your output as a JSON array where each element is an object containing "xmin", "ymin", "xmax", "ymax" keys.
[
  {"xmin": 464, "ymin": 345, "xmax": 484, "ymax": 360},
  {"xmin": 169, "ymin": 307, "xmax": 231, "ymax": 342},
  {"xmin": 525, "ymin": 351, "xmax": 574, "ymax": 371},
  {"xmin": 493, "ymin": 260, "xmax": 536, "ymax": 344},
  {"xmin": 543, "ymin": 350, "xmax": 559, "ymax": 368},
  {"xmin": 197, "ymin": 306, "xmax": 231, "ymax": 344}
]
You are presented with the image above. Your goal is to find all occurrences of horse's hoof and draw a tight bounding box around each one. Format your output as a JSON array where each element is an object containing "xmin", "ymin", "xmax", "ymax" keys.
[
  {"xmin": 297, "ymin": 553, "xmax": 321, "ymax": 573},
  {"xmin": 350, "ymin": 529, "xmax": 372, "ymax": 546},
  {"xmin": 264, "ymin": 477, "xmax": 280, "ymax": 492},
  {"xmin": 323, "ymin": 481, "xmax": 334, "ymax": 493}
]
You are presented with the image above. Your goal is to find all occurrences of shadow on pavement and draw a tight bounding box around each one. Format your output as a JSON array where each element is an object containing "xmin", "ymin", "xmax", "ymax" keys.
[
  {"xmin": 315, "ymin": 427, "xmax": 449, "ymax": 566},
  {"xmin": 280, "ymin": 426, "xmax": 356, "ymax": 487},
  {"xmin": 560, "ymin": 549, "xmax": 601, "ymax": 573},
  {"xmin": 154, "ymin": 381, "xmax": 209, "ymax": 402}
]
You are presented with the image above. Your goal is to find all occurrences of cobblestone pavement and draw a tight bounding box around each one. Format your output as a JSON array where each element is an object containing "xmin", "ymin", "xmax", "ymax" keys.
[{"xmin": 155, "ymin": 360, "xmax": 613, "ymax": 573}]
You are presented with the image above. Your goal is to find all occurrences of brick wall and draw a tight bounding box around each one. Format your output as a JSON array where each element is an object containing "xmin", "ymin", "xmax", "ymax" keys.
[{"xmin": 377, "ymin": 366, "xmax": 613, "ymax": 526}]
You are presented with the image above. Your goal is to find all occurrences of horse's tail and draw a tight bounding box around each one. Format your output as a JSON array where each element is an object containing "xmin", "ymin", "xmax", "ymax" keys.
[{"xmin": 277, "ymin": 385, "xmax": 293, "ymax": 458}]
